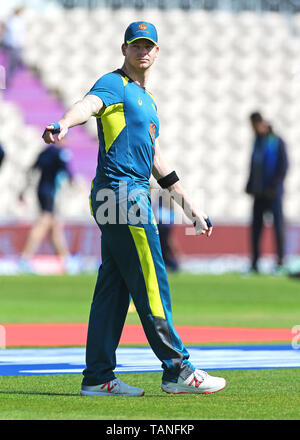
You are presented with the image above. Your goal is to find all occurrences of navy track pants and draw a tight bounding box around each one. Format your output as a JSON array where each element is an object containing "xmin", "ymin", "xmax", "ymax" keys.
[{"xmin": 82, "ymin": 188, "xmax": 195, "ymax": 385}]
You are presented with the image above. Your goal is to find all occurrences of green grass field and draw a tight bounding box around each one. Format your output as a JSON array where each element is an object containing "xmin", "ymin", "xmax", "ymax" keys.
[
  {"xmin": 1, "ymin": 370, "xmax": 300, "ymax": 420},
  {"xmin": 1, "ymin": 272, "xmax": 300, "ymax": 327},
  {"xmin": 1, "ymin": 273, "xmax": 300, "ymax": 420}
]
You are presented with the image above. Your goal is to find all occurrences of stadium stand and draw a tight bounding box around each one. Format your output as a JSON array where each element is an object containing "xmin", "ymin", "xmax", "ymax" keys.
[
  {"xmin": 0, "ymin": 96, "xmax": 41, "ymax": 219},
  {"xmin": 1, "ymin": 2, "xmax": 300, "ymax": 225},
  {"xmin": 0, "ymin": 90, "xmax": 91, "ymax": 221}
]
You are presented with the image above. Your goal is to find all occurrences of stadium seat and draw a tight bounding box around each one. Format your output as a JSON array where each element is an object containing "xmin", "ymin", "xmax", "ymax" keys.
[{"xmin": 1, "ymin": 7, "xmax": 300, "ymax": 223}]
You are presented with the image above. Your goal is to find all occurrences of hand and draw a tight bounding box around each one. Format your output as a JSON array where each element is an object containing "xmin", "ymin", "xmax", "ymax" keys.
[
  {"xmin": 193, "ymin": 214, "xmax": 213, "ymax": 237},
  {"xmin": 42, "ymin": 122, "xmax": 68, "ymax": 144}
]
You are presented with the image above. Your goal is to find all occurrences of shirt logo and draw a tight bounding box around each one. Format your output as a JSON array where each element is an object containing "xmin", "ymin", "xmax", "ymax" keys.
[
  {"xmin": 149, "ymin": 122, "xmax": 156, "ymax": 143},
  {"xmin": 138, "ymin": 98, "xmax": 143, "ymax": 106},
  {"xmin": 139, "ymin": 23, "xmax": 147, "ymax": 30}
]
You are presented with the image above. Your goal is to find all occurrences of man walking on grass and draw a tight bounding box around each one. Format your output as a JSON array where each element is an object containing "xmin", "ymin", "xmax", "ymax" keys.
[{"xmin": 43, "ymin": 21, "xmax": 226, "ymax": 397}]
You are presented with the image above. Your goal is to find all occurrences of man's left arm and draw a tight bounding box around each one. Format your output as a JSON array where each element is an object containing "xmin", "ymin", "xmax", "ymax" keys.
[
  {"xmin": 152, "ymin": 139, "xmax": 212, "ymax": 237},
  {"xmin": 277, "ymin": 138, "xmax": 289, "ymax": 181},
  {"xmin": 264, "ymin": 137, "xmax": 289, "ymax": 199},
  {"xmin": 268, "ymin": 137, "xmax": 289, "ymax": 192}
]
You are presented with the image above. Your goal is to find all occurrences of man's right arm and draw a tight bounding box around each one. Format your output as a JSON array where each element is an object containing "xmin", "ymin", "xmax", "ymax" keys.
[
  {"xmin": 152, "ymin": 139, "xmax": 211, "ymax": 237},
  {"xmin": 43, "ymin": 94, "xmax": 104, "ymax": 144}
]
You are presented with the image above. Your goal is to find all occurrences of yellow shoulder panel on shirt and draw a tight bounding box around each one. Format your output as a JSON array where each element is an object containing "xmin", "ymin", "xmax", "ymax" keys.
[
  {"xmin": 101, "ymin": 103, "xmax": 126, "ymax": 153},
  {"xmin": 121, "ymin": 76, "xmax": 129, "ymax": 87}
]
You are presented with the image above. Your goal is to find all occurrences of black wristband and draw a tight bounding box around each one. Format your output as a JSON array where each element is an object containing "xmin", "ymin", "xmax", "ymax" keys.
[{"xmin": 157, "ymin": 171, "xmax": 179, "ymax": 189}]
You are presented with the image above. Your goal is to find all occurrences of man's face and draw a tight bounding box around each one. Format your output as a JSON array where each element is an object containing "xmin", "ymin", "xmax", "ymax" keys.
[
  {"xmin": 122, "ymin": 39, "xmax": 159, "ymax": 70},
  {"xmin": 252, "ymin": 120, "xmax": 269, "ymax": 135}
]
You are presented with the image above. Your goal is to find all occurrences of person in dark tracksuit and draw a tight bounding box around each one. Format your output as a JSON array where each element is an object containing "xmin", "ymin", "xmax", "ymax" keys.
[
  {"xmin": 246, "ymin": 112, "xmax": 289, "ymax": 273},
  {"xmin": 0, "ymin": 143, "xmax": 5, "ymax": 167},
  {"xmin": 42, "ymin": 22, "xmax": 226, "ymax": 397},
  {"xmin": 20, "ymin": 144, "xmax": 73, "ymax": 262}
]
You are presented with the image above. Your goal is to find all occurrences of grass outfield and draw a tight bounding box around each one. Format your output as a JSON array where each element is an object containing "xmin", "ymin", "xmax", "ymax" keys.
[
  {"xmin": 1, "ymin": 272, "xmax": 300, "ymax": 420},
  {"xmin": 0, "ymin": 272, "xmax": 300, "ymax": 327},
  {"xmin": 1, "ymin": 370, "xmax": 300, "ymax": 420}
]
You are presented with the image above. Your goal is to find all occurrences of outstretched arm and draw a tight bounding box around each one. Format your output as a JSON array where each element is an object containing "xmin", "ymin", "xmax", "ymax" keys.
[
  {"xmin": 152, "ymin": 139, "xmax": 212, "ymax": 237},
  {"xmin": 42, "ymin": 94, "xmax": 104, "ymax": 144}
]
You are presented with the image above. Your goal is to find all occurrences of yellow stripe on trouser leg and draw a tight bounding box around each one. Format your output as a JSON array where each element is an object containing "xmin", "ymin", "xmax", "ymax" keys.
[
  {"xmin": 129, "ymin": 225, "xmax": 166, "ymax": 320},
  {"xmin": 89, "ymin": 181, "xmax": 94, "ymax": 216}
]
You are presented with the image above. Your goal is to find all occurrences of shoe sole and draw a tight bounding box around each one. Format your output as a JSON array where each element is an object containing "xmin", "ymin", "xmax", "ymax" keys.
[
  {"xmin": 161, "ymin": 380, "xmax": 226, "ymax": 395},
  {"xmin": 80, "ymin": 390, "xmax": 145, "ymax": 397}
]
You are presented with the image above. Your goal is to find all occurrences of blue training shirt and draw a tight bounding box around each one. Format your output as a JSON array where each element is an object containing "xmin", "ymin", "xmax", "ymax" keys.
[
  {"xmin": 33, "ymin": 146, "xmax": 72, "ymax": 195},
  {"xmin": 247, "ymin": 133, "xmax": 288, "ymax": 197},
  {"xmin": 87, "ymin": 69, "xmax": 159, "ymax": 197}
]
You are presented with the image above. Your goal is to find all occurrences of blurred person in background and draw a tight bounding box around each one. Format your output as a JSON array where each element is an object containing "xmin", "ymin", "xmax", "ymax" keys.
[
  {"xmin": 42, "ymin": 21, "xmax": 226, "ymax": 398},
  {"xmin": 246, "ymin": 111, "xmax": 289, "ymax": 274},
  {"xmin": 0, "ymin": 143, "xmax": 5, "ymax": 167},
  {"xmin": 0, "ymin": 6, "xmax": 26, "ymax": 86},
  {"xmin": 19, "ymin": 143, "xmax": 73, "ymax": 271}
]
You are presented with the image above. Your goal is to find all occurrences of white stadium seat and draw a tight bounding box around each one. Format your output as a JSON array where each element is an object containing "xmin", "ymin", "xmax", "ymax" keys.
[{"xmin": 1, "ymin": 7, "xmax": 300, "ymax": 223}]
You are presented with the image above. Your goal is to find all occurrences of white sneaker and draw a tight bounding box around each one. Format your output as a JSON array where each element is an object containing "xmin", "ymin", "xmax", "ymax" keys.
[
  {"xmin": 161, "ymin": 369, "xmax": 226, "ymax": 395},
  {"xmin": 80, "ymin": 378, "xmax": 145, "ymax": 397}
]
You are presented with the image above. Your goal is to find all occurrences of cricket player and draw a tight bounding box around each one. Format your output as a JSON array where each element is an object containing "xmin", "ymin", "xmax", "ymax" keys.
[
  {"xmin": 20, "ymin": 144, "xmax": 73, "ymax": 266},
  {"xmin": 43, "ymin": 22, "xmax": 226, "ymax": 396}
]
